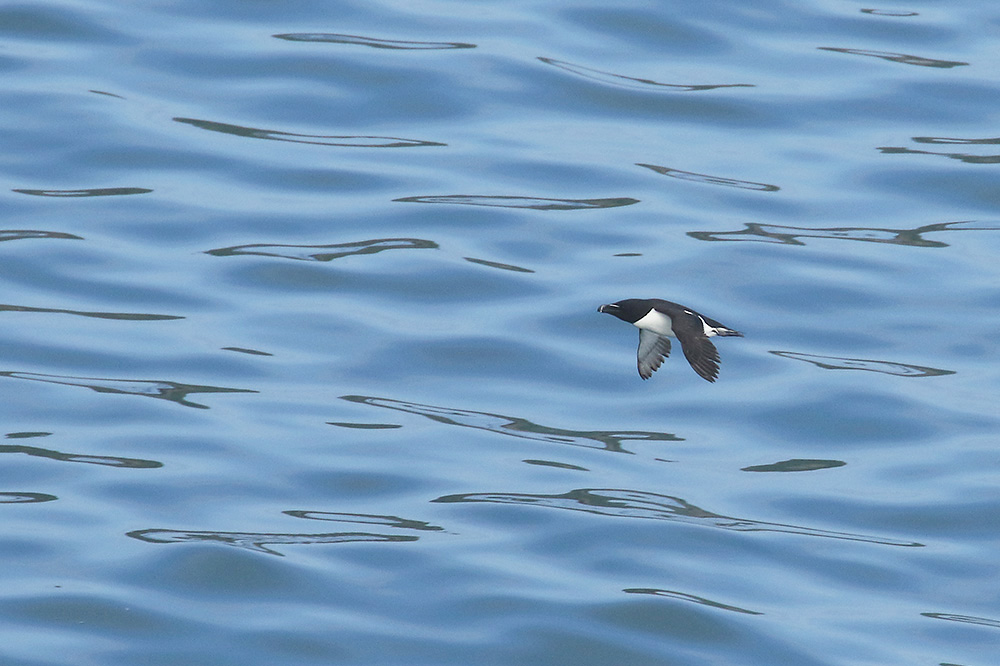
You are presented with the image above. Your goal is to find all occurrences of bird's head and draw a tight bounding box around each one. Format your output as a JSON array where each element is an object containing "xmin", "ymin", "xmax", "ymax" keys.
[{"xmin": 598, "ymin": 299, "xmax": 648, "ymax": 324}]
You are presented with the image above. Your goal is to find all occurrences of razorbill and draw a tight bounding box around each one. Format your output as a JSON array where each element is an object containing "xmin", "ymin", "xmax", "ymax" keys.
[{"xmin": 598, "ymin": 298, "xmax": 742, "ymax": 382}]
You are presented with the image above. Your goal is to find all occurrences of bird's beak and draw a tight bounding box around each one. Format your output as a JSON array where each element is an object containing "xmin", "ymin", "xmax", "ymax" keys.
[{"xmin": 598, "ymin": 304, "xmax": 614, "ymax": 313}]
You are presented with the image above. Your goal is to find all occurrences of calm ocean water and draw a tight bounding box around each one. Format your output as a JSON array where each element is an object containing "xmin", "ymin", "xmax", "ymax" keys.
[{"xmin": 1, "ymin": 0, "xmax": 998, "ymax": 664}]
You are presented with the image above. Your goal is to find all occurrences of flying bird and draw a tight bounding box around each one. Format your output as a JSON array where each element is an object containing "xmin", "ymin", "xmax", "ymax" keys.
[{"xmin": 598, "ymin": 298, "xmax": 742, "ymax": 382}]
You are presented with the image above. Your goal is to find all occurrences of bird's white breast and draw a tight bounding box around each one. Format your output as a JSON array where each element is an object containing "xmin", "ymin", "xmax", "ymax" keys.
[{"xmin": 632, "ymin": 309, "xmax": 675, "ymax": 336}]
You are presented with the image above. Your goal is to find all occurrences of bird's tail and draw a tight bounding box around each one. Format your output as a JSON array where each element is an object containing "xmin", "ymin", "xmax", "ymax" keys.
[{"xmin": 715, "ymin": 328, "xmax": 743, "ymax": 337}]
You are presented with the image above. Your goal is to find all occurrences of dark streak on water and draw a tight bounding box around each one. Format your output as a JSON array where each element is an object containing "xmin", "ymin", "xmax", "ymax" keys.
[
  {"xmin": 0, "ymin": 372, "xmax": 257, "ymax": 409},
  {"xmin": 175, "ymin": 117, "xmax": 447, "ymax": 148},
  {"xmin": 433, "ymin": 488, "xmax": 925, "ymax": 547},
  {"xmin": 817, "ymin": 47, "xmax": 968, "ymax": 68},
  {"xmin": 393, "ymin": 195, "xmax": 640, "ymax": 209},
  {"xmin": 341, "ymin": 395, "xmax": 683, "ymax": 453},
  {"xmin": 273, "ymin": 33, "xmax": 477, "ymax": 50},
  {"xmin": 127, "ymin": 528, "xmax": 420, "ymax": 557},
  {"xmin": 637, "ymin": 163, "xmax": 780, "ymax": 191},
  {"xmin": 12, "ymin": 187, "xmax": 152, "ymax": 197},
  {"xmin": 770, "ymin": 351, "xmax": 955, "ymax": 377},
  {"xmin": 537, "ymin": 57, "xmax": 754, "ymax": 92},
  {"xmin": 206, "ymin": 238, "xmax": 439, "ymax": 261}
]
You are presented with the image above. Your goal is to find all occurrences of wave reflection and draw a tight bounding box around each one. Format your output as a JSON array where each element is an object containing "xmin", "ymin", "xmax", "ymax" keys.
[
  {"xmin": 687, "ymin": 220, "xmax": 999, "ymax": 248},
  {"xmin": 914, "ymin": 136, "xmax": 1000, "ymax": 145},
  {"xmin": 921, "ymin": 612, "xmax": 1000, "ymax": 629},
  {"xmin": 174, "ymin": 118, "xmax": 445, "ymax": 148},
  {"xmin": 637, "ymin": 163, "xmax": 779, "ymax": 191},
  {"xmin": 817, "ymin": 47, "xmax": 967, "ymax": 68},
  {"xmin": 393, "ymin": 195, "xmax": 638, "ymax": 210},
  {"xmin": 274, "ymin": 33, "xmax": 475, "ymax": 50},
  {"xmin": 12, "ymin": 188, "xmax": 151, "ymax": 197},
  {"xmin": 0, "ymin": 492, "xmax": 57, "ymax": 503},
  {"xmin": 538, "ymin": 57, "xmax": 753, "ymax": 92},
  {"xmin": 889, "ymin": 135, "xmax": 1000, "ymax": 164},
  {"xmin": 742, "ymin": 459, "xmax": 846, "ymax": 473},
  {"xmin": 205, "ymin": 238, "xmax": 438, "ymax": 261},
  {"xmin": 221, "ymin": 347, "xmax": 273, "ymax": 357},
  {"xmin": 0, "ymin": 303, "xmax": 183, "ymax": 321},
  {"xmin": 860, "ymin": 9, "xmax": 919, "ymax": 17},
  {"xmin": 523, "ymin": 459, "xmax": 589, "ymax": 471},
  {"xmin": 127, "ymin": 528, "xmax": 417, "ymax": 556},
  {"xmin": 284, "ymin": 511, "xmax": 444, "ymax": 531},
  {"xmin": 623, "ymin": 588, "xmax": 764, "ymax": 615},
  {"xmin": 89, "ymin": 89, "xmax": 126, "ymax": 99},
  {"xmin": 771, "ymin": 352, "xmax": 955, "ymax": 377},
  {"xmin": 878, "ymin": 144, "xmax": 1000, "ymax": 164},
  {"xmin": 328, "ymin": 422, "xmax": 401, "ymax": 429},
  {"xmin": 0, "ymin": 444, "xmax": 161, "ymax": 468},
  {"xmin": 0, "ymin": 372, "xmax": 257, "ymax": 409},
  {"xmin": 434, "ymin": 488, "xmax": 923, "ymax": 547},
  {"xmin": 0, "ymin": 230, "xmax": 82, "ymax": 242},
  {"xmin": 463, "ymin": 257, "xmax": 534, "ymax": 273},
  {"xmin": 339, "ymin": 395, "xmax": 681, "ymax": 453}
]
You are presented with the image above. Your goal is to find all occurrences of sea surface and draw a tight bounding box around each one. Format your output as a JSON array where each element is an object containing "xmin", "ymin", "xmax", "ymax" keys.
[{"xmin": 1, "ymin": 1, "xmax": 998, "ymax": 664}]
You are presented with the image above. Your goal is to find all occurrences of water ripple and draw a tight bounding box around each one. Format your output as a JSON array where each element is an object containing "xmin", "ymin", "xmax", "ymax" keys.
[
  {"xmin": 328, "ymin": 422, "xmax": 401, "ymax": 429},
  {"xmin": 284, "ymin": 511, "xmax": 444, "ymax": 531},
  {"xmin": 339, "ymin": 395, "xmax": 681, "ymax": 453},
  {"xmin": 174, "ymin": 117, "xmax": 446, "ymax": 148},
  {"xmin": 0, "ymin": 303, "xmax": 183, "ymax": 321},
  {"xmin": 914, "ymin": 136, "xmax": 1000, "ymax": 145},
  {"xmin": 903, "ymin": 136, "xmax": 1000, "ymax": 162},
  {"xmin": 538, "ymin": 57, "xmax": 753, "ymax": 92},
  {"xmin": 206, "ymin": 238, "xmax": 438, "ymax": 262},
  {"xmin": 687, "ymin": 220, "xmax": 1000, "ymax": 247},
  {"xmin": 221, "ymin": 347, "xmax": 273, "ymax": 357},
  {"xmin": 463, "ymin": 257, "xmax": 534, "ymax": 273},
  {"xmin": 742, "ymin": 459, "xmax": 847, "ymax": 473},
  {"xmin": 0, "ymin": 372, "xmax": 257, "ymax": 409},
  {"xmin": 623, "ymin": 588, "xmax": 764, "ymax": 615},
  {"xmin": 433, "ymin": 488, "xmax": 924, "ymax": 547},
  {"xmin": 0, "ymin": 492, "xmax": 56, "ymax": 504},
  {"xmin": 273, "ymin": 33, "xmax": 476, "ymax": 50},
  {"xmin": 0, "ymin": 443, "xmax": 161, "ymax": 468},
  {"xmin": 921, "ymin": 612, "xmax": 1000, "ymax": 629},
  {"xmin": 12, "ymin": 187, "xmax": 152, "ymax": 197},
  {"xmin": 393, "ymin": 195, "xmax": 639, "ymax": 210},
  {"xmin": 523, "ymin": 459, "xmax": 589, "ymax": 471},
  {"xmin": 817, "ymin": 47, "xmax": 968, "ymax": 68},
  {"xmin": 88, "ymin": 89, "xmax": 125, "ymax": 99},
  {"xmin": 771, "ymin": 352, "xmax": 955, "ymax": 377},
  {"xmin": 127, "ymin": 528, "xmax": 417, "ymax": 556},
  {"xmin": 0, "ymin": 230, "xmax": 82, "ymax": 242},
  {"xmin": 878, "ymin": 145, "xmax": 1000, "ymax": 164},
  {"xmin": 637, "ymin": 163, "xmax": 779, "ymax": 191},
  {"xmin": 860, "ymin": 9, "xmax": 919, "ymax": 17}
]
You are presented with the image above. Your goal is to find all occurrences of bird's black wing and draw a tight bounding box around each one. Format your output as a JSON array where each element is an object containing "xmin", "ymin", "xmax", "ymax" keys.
[
  {"xmin": 672, "ymin": 315, "xmax": 721, "ymax": 382},
  {"xmin": 637, "ymin": 329, "xmax": 672, "ymax": 380}
]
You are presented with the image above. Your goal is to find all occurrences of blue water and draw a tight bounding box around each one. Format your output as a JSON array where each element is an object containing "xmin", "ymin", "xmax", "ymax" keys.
[{"xmin": 1, "ymin": 1, "xmax": 999, "ymax": 664}]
